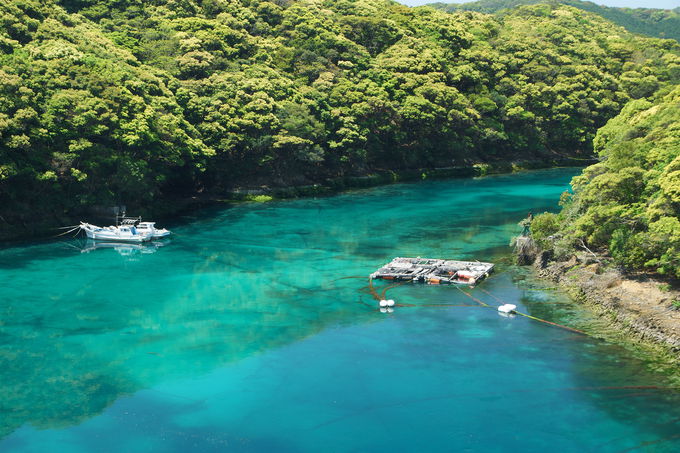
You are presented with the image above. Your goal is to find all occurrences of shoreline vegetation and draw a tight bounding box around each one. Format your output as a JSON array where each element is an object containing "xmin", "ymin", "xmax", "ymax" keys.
[
  {"xmin": 0, "ymin": 156, "xmax": 591, "ymax": 242},
  {"xmin": 515, "ymin": 83, "xmax": 679, "ymax": 359},
  {"xmin": 516, "ymin": 86, "xmax": 680, "ymax": 365},
  {"xmin": 526, "ymin": 84, "xmax": 679, "ymax": 296}
]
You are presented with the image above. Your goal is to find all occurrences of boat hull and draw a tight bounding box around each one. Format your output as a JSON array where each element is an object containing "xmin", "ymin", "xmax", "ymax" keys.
[
  {"xmin": 150, "ymin": 230, "xmax": 171, "ymax": 239},
  {"xmin": 85, "ymin": 233, "xmax": 150, "ymax": 243}
]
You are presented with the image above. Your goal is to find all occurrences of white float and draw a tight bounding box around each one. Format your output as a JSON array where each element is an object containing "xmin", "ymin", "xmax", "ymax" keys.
[{"xmin": 497, "ymin": 303, "xmax": 517, "ymax": 314}]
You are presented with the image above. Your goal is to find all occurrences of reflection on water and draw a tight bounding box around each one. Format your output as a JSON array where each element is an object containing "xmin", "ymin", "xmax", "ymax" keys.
[
  {"xmin": 79, "ymin": 239, "xmax": 169, "ymax": 257},
  {"xmin": 1, "ymin": 169, "xmax": 679, "ymax": 451}
]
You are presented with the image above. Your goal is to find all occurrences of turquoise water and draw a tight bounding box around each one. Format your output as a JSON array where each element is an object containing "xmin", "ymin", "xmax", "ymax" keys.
[{"xmin": 1, "ymin": 168, "xmax": 679, "ymax": 452}]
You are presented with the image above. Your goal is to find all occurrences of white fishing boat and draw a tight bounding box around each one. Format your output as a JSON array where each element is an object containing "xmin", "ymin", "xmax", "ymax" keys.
[
  {"xmin": 76, "ymin": 210, "xmax": 172, "ymax": 242},
  {"xmin": 79, "ymin": 222, "xmax": 152, "ymax": 243}
]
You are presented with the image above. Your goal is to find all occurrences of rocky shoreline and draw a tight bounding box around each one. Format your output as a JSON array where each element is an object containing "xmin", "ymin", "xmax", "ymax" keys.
[{"xmin": 526, "ymin": 247, "xmax": 680, "ymax": 354}]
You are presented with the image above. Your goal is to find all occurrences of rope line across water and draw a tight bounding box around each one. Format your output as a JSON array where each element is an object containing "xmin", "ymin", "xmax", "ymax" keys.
[{"xmin": 368, "ymin": 277, "xmax": 587, "ymax": 336}]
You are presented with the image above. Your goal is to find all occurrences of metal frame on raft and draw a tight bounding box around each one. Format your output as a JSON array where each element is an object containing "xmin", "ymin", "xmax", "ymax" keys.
[{"xmin": 370, "ymin": 257, "xmax": 494, "ymax": 286}]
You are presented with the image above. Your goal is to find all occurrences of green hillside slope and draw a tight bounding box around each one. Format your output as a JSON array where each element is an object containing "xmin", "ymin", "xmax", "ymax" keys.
[
  {"xmin": 429, "ymin": 0, "xmax": 680, "ymax": 41},
  {"xmin": 1, "ymin": 0, "xmax": 679, "ymax": 237},
  {"xmin": 532, "ymin": 86, "xmax": 680, "ymax": 278}
]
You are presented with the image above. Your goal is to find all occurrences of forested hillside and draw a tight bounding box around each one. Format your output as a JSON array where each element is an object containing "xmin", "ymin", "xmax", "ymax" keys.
[
  {"xmin": 1, "ymin": 0, "xmax": 679, "ymax": 238},
  {"xmin": 429, "ymin": 0, "xmax": 680, "ymax": 41},
  {"xmin": 532, "ymin": 86, "xmax": 680, "ymax": 278}
]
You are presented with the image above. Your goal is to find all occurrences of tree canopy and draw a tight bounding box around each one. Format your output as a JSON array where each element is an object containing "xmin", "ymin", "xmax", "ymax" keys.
[
  {"xmin": 0, "ymin": 0, "xmax": 679, "ymax": 241},
  {"xmin": 430, "ymin": 0, "xmax": 680, "ymax": 42},
  {"xmin": 531, "ymin": 86, "xmax": 680, "ymax": 278}
]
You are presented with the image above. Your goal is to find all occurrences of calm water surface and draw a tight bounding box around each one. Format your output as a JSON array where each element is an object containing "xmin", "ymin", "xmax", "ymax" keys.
[{"xmin": 1, "ymin": 169, "xmax": 679, "ymax": 452}]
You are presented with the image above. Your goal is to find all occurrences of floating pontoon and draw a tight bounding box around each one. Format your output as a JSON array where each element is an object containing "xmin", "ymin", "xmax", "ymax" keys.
[{"xmin": 370, "ymin": 257, "xmax": 494, "ymax": 286}]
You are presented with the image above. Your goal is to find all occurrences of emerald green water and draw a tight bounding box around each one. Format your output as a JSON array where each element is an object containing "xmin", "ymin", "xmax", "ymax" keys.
[{"xmin": 1, "ymin": 168, "xmax": 679, "ymax": 452}]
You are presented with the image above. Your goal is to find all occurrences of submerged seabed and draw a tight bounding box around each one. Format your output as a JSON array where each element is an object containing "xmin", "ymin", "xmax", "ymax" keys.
[{"xmin": 1, "ymin": 168, "xmax": 678, "ymax": 452}]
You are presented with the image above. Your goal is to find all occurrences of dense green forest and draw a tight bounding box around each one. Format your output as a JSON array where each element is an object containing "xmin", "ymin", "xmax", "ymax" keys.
[
  {"xmin": 430, "ymin": 0, "xmax": 680, "ymax": 42},
  {"xmin": 532, "ymin": 85, "xmax": 680, "ymax": 278},
  {"xmin": 0, "ymin": 0, "xmax": 679, "ymax": 246}
]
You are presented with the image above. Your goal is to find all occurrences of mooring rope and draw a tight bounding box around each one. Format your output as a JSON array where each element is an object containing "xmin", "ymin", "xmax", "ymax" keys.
[
  {"xmin": 407, "ymin": 303, "xmax": 479, "ymax": 308},
  {"xmin": 479, "ymin": 287, "xmax": 505, "ymax": 305},
  {"xmin": 380, "ymin": 281, "xmax": 408, "ymax": 300},
  {"xmin": 475, "ymin": 287, "xmax": 586, "ymax": 335},
  {"xmin": 51, "ymin": 225, "xmax": 81, "ymax": 238},
  {"xmin": 512, "ymin": 311, "xmax": 586, "ymax": 335},
  {"xmin": 367, "ymin": 277, "xmax": 381, "ymax": 301},
  {"xmin": 333, "ymin": 276, "xmax": 370, "ymax": 281},
  {"xmin": 366, "ymin": 278, "xmax": 589, "ymax": 335},
  {"xmin": 454, "ymin": 285, "xmax": 490, "ymax": 307}
]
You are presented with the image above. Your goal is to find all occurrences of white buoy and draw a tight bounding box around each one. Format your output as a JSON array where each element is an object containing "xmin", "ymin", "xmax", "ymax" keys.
[
  {"xmin": 386, "ymin": 299, "xmax": 395, "ymax": 307},
  {"xmin": 380, "ymin": 307, "xmax": 388, "ymax": 313},
  {"xmin": 387, "ymin": 307, "xmax": 394, "ymax": 313},
  {"xmin": 498, "ymin": 303, "xmax": 517, "ymax": 313},
  {"xmin": 379, "ymin": 300, "xmax": 388, "ymax": 307}
]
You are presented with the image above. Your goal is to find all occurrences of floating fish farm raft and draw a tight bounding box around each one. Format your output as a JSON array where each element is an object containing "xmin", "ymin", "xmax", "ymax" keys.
[{"xmin": 370, "ymin": 257, "xmax": 494, "ymax": 286}]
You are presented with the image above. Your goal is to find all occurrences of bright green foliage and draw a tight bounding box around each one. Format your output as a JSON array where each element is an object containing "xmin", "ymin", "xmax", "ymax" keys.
[
  {"xmin": 1, "ymin": 0, "xmax": 679, "ymax": 234},
  {"xmin": 529, "ymin": 212, "xmax": 559, "ymax": 249},
  {"xmin": 533, "ymin": 86, "xmax": 680, "ymax": 277},
  {"xmin": 0, "ymin": 0, "xmax": 213, "ymax": 226},
  {"xmin": 430, "ymin": 1, "xmax": 680, "ymax": 42}
]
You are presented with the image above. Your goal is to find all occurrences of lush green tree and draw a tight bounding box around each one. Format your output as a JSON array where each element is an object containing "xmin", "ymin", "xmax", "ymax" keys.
[
  {"xmin": 533, "ymin": 86, "xmax": 680, "ymax": 277},
  {"xmin": 1, "ymin": 0, "xmax": 679, "ymax": 239},
  {"xmin": 430, "ymin": 0, "xmax": 680, "ymax": 42}
]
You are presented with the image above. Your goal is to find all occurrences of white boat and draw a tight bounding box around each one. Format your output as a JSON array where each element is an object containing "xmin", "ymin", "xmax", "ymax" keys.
[
  {"xmin": 79, "ymin": 222, "xmax": 152, "ymax": 243},
  {"xmin": 135, "ymin": 221, "xmax": 171, "ymax": 239}
]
